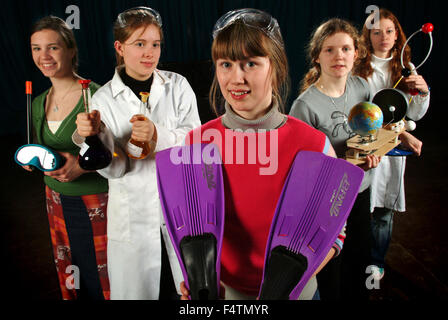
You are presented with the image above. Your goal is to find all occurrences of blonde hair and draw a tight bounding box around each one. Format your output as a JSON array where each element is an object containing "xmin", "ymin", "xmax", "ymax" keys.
[
  {"xmin": 113, "ymin": 8, "xmax": 164, "ymax": 66},
  {"xmin": 209, "ymin": 21, "xmax": 289, "ymax": 115},
  {"xmin": 300, "ymin": 18, "xmax": 366, "ymax": 93}
]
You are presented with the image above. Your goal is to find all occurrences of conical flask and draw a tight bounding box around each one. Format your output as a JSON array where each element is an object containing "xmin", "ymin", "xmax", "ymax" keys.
[
  {"xmin": 78, "ymin": 79, "xmax": 112, "ymax": 170},
  {"xmin": 126, "ymin": 92, "xmax": 151, "ymax": 160}
]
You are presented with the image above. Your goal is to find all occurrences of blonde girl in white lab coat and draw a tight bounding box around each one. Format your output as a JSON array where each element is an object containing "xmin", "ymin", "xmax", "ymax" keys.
[{"xmin": 75, "ymin": 7, "xmax": 201, "ymax": 299}]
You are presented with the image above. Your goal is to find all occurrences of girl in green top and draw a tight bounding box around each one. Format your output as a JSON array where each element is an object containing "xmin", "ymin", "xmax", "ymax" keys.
[{"xmin": 23, "ymin": 16, "xmax": 109, "ymax": 300}]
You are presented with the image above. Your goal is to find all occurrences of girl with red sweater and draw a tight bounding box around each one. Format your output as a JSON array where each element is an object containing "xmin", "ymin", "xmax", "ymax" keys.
[{"xmin": 181, "ymin": 9, "xmax": 342, "ymax": 300}]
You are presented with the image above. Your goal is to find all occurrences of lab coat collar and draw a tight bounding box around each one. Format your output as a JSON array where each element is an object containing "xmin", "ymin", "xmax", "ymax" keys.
[{"xmin": 111, "ymin": 66, "xmax": 171, "ymax": 99}]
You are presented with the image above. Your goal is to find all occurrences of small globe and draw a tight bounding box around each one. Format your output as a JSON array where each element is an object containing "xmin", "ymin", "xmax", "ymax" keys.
[{"xmin": 348, "ymin": 102, "xmax": 383, "ymax": 136}]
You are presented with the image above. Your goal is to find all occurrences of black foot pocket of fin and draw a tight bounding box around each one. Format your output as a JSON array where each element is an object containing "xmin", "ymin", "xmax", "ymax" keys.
[
  {"xmin": 259, "ymin": 246, "xmax": 308, "ymax": 300},
  {"xmin": 180, "ymin": 233, "xmax": 218, "ymax": 300}
]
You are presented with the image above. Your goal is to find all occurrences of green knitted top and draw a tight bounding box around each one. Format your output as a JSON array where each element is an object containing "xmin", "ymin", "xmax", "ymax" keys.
[{"xmin": 32, "ymin": 82, "xmax": 108, "ymax": 196}]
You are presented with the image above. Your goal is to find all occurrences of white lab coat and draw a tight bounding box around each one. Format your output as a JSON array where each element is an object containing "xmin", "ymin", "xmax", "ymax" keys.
[
  {"xmin": 367, "ymin": 56, "xmax": 430, "ymax": 212},
  {"xmin": 92, "ymin": 67, "xmax": 201, "ymax": 299}
]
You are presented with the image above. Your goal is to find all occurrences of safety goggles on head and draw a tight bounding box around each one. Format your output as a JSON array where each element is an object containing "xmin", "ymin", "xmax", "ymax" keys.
[
  {"xmin": 117, "ymin": 6, "xmax": 163, "ymax": 28},
  {"xmin": 14, "ymin": 144, "xmax": 64, "ymax": 172},
  {"xmin": 212, "ymin": 8, "xmax": 282, "ymax": 45}
]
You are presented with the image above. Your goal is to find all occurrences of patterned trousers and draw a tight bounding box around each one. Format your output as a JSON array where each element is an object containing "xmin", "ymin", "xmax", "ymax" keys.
[{"xmin": 45, "ymin": 186, "xmax": 110, "ymax": 300}]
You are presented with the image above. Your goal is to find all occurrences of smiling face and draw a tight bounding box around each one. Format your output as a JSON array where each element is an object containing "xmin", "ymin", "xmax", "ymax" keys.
[
  {"xmin": 316, "ymin": 32, "xmax": 358, "ymax": 81},
  {"xmin": 31, "ymin": 29, "xmax": 74, "ymax": 78},
  {"xmin": 114, "ymin": 24, "xmax": 161, "ymax": 81},
  {"xmin": 369, "ymin": 18, "xmax": 398, "ymax": 58},
  {"xmin": 216, "ymin": 55, "xmax": 273, "ymax": 120}
]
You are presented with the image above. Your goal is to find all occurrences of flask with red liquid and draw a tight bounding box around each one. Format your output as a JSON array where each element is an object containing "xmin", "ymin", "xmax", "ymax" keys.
[
  {"xmin": 78, "ymin": 79, "xmax": 112, "ymax": 170},
  {"xmin": 126, "ymin": 92, "xmax": 151, "ymax": 159}
]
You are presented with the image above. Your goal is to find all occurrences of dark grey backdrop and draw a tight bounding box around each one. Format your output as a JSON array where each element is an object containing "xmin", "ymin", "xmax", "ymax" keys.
[{"xmin": 1, "ymin": 0, "xmax": 445, "ymax": 140}]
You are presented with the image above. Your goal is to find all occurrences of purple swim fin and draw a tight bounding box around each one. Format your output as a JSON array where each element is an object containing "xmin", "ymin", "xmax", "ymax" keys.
[
  {"xmin": 156, "ymin": 143, "xmax": 224, "ymax": 300},
  {"xmin": 259, "ymin": 151, "xmax": 364, "ymax": 300}
]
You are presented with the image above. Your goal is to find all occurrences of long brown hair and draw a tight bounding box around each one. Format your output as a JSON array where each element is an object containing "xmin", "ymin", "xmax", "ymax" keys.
[
  {"xmin": 209, "ymin": 20, "xmax": 289, "ymax": 116},
  {"xmin": 300, "ymin": 18, "xmax": 366, "ymax": 93},
  {"xmin": 31, "ymin": 16, "xmax": 79, "ymax": 72},
  {"xmin": 354, "ymin": 8, "xmax": 411, "ymax": 92},
  {"xmin": 113, "ymin": 7, "xmax": 164, "ymax": 66}
]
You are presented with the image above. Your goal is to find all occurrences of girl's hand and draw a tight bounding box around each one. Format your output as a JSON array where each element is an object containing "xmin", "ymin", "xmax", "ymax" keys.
[
  {"xmin": 359, "ymin": 154, "xmax": 381, "ymax": 171},
  {"xmin": 404, "ymin": 75, "xmax": 429, "ymax": 94},
  {"xmin": 76, "ymin": 110, "xmax": 102, "ymax": 137},
  {"xmin": 22, "ymin": 165, "xmax": 34, "ymax": 172},
  {"xmin": 44, "ymin": 152, "xmax": 89, "ymax": 182},
  {"xmin": 399, "ymin": 131, "xmax": 422, "ymax": 156},
  {"xmin": 180, "ymin": 281, "xmax": 190, "ymax": 300},
  {"xmin": 130, "ymin": 115, "xmax": 155, "ymax": 143}
]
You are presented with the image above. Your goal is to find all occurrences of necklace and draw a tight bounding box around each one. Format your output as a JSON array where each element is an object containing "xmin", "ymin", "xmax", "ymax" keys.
[
  {"xmin": 49, "ymin": 81, "xmax": 76, "ymax": 113},
  {"xmin": 329, "ymin": 94, "xmax": 348, "ymax": 116},
  {"xmin": 316, "ymin": 79, "xmax": 348, "ymax": 117}
]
